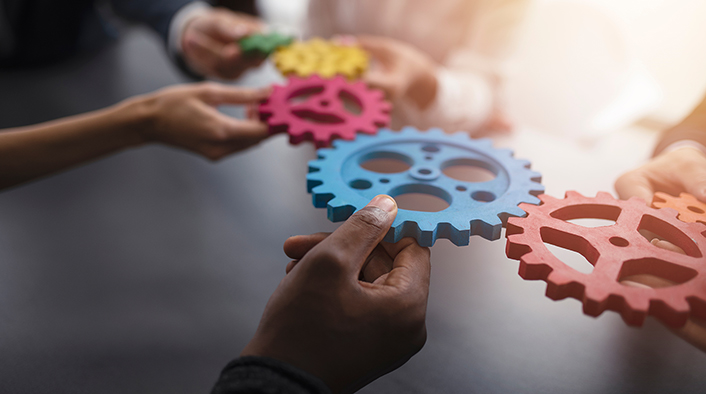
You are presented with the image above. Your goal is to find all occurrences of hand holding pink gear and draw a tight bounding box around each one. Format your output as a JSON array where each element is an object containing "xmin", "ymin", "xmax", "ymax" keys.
[
  {"xmin": 259, "ymin": 75, "xmax": 391, "ymax": 148},
  {"xmin": 505, "ymin": 191, "xmax": 706, "ymax": 328}
]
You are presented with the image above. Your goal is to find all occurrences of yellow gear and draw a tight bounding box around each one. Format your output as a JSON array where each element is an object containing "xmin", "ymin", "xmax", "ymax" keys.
[{"xmin": 273, "ymin": 38, "xmax": 369, "ymax": 79}]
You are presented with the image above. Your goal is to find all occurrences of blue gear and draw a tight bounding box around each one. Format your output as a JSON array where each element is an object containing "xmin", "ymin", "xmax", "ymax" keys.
[{"xmin": 306, "ymin": 127, "xmax": 545, "ymax": 247}]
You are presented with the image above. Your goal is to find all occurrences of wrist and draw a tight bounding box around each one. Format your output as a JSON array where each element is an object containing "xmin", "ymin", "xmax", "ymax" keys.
[{"xmin": 112, "ymin": 96, "xmax": 158, "ymax": 147}]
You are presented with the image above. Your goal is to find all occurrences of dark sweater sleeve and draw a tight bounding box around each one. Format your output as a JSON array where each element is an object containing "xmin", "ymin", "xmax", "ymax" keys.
[
  {"xmin": 108, "ymin": 0, "xmax": 197, "ymax": 43},
  {"xmin": 654, "ymin": 94, "xmax": 706, "ymax": 156},
  {"xmin": 211, "ymin": 356, "xmax": 333, "ymax": 394}
]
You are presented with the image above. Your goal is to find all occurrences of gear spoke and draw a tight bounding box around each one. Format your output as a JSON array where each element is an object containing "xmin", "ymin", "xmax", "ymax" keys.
[{"xmin": 506, "ymin": 191, "xmax": 706, "ymax": 328}]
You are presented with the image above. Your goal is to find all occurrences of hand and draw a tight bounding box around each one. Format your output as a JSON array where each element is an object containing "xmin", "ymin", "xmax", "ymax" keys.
[
  {"xmin": 129, "ymin": 82, "xmax": 271, "ymax": 160},
  {"xmin": 242, "ymin": 195, "xmax": 431, "ymax": 393},
  {"xmin": 615, "ymin": 147, "xmax": 706, "ymax": 204},
  {"xmin": 358, "ymin": 35, "xmax": 438, "ymax": 110},
  {"xmin": 181, "ymin": 8, "xmax": 265, "ymax": 79}
]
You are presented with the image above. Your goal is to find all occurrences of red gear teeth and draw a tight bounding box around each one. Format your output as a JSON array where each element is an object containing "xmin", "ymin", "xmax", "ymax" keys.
[
  {"xmin": 505, "ymin": 191, "xmax": 706, "ymax": 328},
  {"xmin": 652, "ymin": 192, "xmax": 706, "ymax": 225},
  {"xmin": 259, "ymin": 75, "xmax": 391, "ymax": 148}
]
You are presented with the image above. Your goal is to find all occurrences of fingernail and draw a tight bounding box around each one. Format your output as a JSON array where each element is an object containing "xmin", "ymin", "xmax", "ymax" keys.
[{"xmin": 369, "ymin": 195, "xmax": 396, "ymax": 213}]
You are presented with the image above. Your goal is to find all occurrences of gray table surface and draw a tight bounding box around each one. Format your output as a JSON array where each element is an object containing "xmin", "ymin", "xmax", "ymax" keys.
[{"xmin": 0, "ymin": 28, "xmax": 704, "ymax": 394}]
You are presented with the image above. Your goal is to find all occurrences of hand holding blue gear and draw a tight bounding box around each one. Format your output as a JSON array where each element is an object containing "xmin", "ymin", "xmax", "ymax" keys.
[{"xmin": 307, "ymin": 127, "xmax": 545, "ymax": 247}]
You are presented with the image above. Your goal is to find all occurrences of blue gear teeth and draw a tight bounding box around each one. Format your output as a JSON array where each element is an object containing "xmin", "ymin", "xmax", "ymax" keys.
[{"xmin": 306, "ymin": 127, "xmax": 545, "ymax": 247}]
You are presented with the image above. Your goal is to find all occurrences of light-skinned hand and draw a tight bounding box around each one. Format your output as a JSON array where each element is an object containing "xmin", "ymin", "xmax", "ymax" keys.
[
  {"xmin": 357, "ymin": 35, "xmax": 438, "ymax": 110},
  {"xmin": 129, "ymin": 82, "xmax": 271, "ymax": 160},
  {"xmin": 615, "ymin": 147, "xmax": 706, "ymax": 204},
  {"xmin": 181, "ymin": 8, "xmax": 265, "ymax": 79},
  {"xmin": 241, "ymin": 195, "xmax": 431, "ymax": 393}
]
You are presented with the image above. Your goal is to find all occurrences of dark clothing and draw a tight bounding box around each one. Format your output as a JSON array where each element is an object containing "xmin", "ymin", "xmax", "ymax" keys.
[
  {"xmin": 0, "ymin": 0, "xmax": 193, "ymax": 67},
  {"xmin": 211, "ymin": 356, "xmax": 332, "ymax": 394}
]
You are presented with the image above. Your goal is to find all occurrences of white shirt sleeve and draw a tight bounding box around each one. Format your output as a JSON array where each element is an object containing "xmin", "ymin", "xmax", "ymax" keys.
[{"xmin": 167, "ymin": 1, "xmax": 212, "ymax": 60}]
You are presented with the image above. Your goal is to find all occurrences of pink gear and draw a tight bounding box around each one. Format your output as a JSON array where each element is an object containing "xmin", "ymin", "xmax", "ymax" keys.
[
  {"xmin": 505, "ymin": 191, "xmax": 706, "ymax": 328},
  {"xmin": 259, "ymin": 75, "xmax": 391, "ymax": 148}
]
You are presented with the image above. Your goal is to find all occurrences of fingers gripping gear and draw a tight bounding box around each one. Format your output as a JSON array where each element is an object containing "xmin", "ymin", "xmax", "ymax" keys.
[
  {"xmin": 259, "ymin": 75, "xmax": 391, "ymax": 148},
  {"xmin": 652, "ymin": 192, "xmax": 706, "ymax": 224},
  {"xmin": 307, "ymin": 127, "xmax": 545, "ymax": 247},
  {"xmin": 274, "ymin": 38, "xmax": 369, "ymax": 79},
  {"xmin": 506, "ymin": 191, "xmax": 706, "ymax": 328}
]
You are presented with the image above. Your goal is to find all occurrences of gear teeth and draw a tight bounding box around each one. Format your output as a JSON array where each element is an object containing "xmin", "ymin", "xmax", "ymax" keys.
[
  {"xmin": 526, "ymin": 171, "xmax": 543, "ymax": 184},
  {"xmin": 262, "ymin": 75, "xmax": 389, "ymax": 147},
  {"xmin": 425, "ymin": 128, "xmax": 445, "ymax": 138},
  {"xmin": 495, "ymin": 148, "xmax": 514, "ymax": 157},
  {"xmin": 595, "ymin": 191, "xmax": 615, "ymax": 200},
  {"xmin": 564, "ymin": 190, "xmax": 586, "ymax": 199},
  {"xmin": 538, "ymin": 194, "xmax": 558, "ymax": 204},
  {"xmin": 506, "ymin": 191, "xmax": 706, "ymax": 328},
  {"xmin": 308, "ymin": 126, "xmax": 545, "ymax": 248},
  {"xmin": 505, "ymin": 206, "xmax": 529, "ymax": 219},
  {"xmin": 326, "ymin": 198, "xmax": 356, "ymax": 221}
]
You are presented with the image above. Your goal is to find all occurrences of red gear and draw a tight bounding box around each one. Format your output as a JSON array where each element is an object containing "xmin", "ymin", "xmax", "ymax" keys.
[
  {"xmin": 259, "ymin": 75, "xmax": 391, "ymax": 148},
  {"xmin": 505, "ymin": 191, "xmax": 706, "ymax": 328},
  {"xmin": 652, "ymin": 192, "xmax": 706, "ymax": 225}
]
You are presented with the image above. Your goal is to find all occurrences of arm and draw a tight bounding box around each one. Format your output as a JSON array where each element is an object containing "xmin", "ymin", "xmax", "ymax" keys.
[
  {"xmin": 0, "ymin": 82, "xmax": 270, "ymax": 190},
  {"xmin": 109, "ymin": 1, "xmax": 265, "ymax": 80},
  {"xmin": 358, "ymin": 0, "xmax": 531, "ymax": 133},
  {"xmin": 215, "ymin": 195, "xmax": 431, "ymax": 393},
  {"xmin": 615, "ymin": 94, "xmax": 706, "ymax": 203}
]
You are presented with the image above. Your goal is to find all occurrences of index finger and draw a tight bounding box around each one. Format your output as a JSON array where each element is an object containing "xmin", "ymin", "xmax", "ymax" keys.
[
  {"xmin": 382, "ymin": 240, "xmax": 431, "ymax": 293},
  {"xmin": 200, "ymin": 84, "xmax": 272, "ymax": 105},
  {"xmin": 614, "ymin": 170, "xmax": 653, "ymax": 204}
]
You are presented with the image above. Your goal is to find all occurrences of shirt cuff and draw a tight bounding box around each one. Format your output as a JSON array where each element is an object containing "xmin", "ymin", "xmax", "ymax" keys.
[
  {"xmin": 661, "ymin": 139, "xmax": 706, "ymax": 156},
  {"xmin": 211, "ymin": 356, "xmax": 332, "ymax": 394},
  {"xmin": 167, "ymin": 1, "xmax": 211, "ymax": 69},
  {"xmin": 402, "ymin": 67, "xmax": 492, "ymax": 133}
]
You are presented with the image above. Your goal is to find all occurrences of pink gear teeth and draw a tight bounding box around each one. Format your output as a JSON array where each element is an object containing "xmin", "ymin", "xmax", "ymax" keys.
[{"xmin": 259, "ymin": 75, "xmax": 391, "ymax": 148}]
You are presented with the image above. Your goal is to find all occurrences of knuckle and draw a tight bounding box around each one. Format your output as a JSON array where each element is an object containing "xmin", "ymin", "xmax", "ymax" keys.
[
  {"xmin": 351, "ymin": 206, "xmax": 389, "ymax": 233},
  {"xmin": 312, "ymin": 248, "xmax": 349, "ymax": 271}
]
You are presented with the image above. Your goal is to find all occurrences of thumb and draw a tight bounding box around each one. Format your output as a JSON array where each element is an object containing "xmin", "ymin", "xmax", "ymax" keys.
[
  {"xmin": 614, "ymin": 170, "xmax": 653, "ymax": 205},
  {"xmin": 310, "ymin": 195, "xmax": 397, "ymax": 276},
  {"xmin": 218, "ymin": 116, "xmax": 269, "ymax": 140}
]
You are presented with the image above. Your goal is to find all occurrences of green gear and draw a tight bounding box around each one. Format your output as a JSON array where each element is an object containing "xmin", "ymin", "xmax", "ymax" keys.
[{"xmin": 239, "ymin": 33, "xmax": 294, "ymax": 56}]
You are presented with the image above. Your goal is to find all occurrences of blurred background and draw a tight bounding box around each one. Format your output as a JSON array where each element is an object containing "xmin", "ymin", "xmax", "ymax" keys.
[
  {"xmin": 259, "ymin": 0, "xmax": 706, "ymax": 139},
  {"xmin": 1, "ymin": 0, "xmax": 706, "ymax": 393}
]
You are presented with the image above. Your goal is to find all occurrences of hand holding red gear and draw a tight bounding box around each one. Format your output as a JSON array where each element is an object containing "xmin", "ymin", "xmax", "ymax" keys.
[
  {"xmin": 505, "ymin": 191, "xmax": 706, "ymax": 328},
  {"xmin": 259, "ymin": 75, "xmax": 391, "ymax": 148}
]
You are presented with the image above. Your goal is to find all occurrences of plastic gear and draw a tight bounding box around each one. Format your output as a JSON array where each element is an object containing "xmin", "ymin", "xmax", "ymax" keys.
[
  {"xmin": 307, "ymin": 127, "xmax": 545, "ymax": 247},
  {"xmin": 652, "ymin": 192, "xmax": 706, "ymax": 225},
  {"xmin": 273, "ymin": 38, "xmax": 369, "ymax": 79},
  {"xmin": 239, "ymin": 32, "xmax": 294, "ymax": 56},
  {"xmin": 259, "ymin": 75, "xmax": 391, "ymax": 148},
  {"xmin": 506, "ymin": 191, "xmax": 706, "ymax": 328}
]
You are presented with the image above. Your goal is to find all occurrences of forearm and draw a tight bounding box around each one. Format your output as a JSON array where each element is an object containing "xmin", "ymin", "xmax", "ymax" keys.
[
  {"xmin": 654, "ymin": 95, "xmax": 706, "ymax": 155},
  {"xmin": 0, "ymin": 99, "xmax": 146, "ymax": 190}
]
